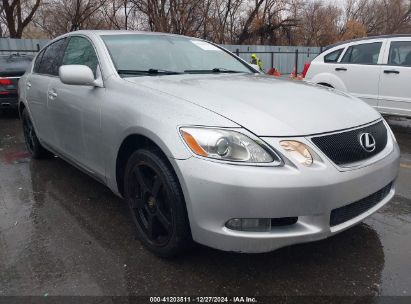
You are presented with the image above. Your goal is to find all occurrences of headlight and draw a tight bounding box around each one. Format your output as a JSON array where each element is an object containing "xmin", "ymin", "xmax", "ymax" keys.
[
  {"xmin": 280, "ymin": 140, "xmax": 313, "ymax": 166},
  {"xmin": 180, "ymin": 127, "xmax": 281, "ymax": 164}
]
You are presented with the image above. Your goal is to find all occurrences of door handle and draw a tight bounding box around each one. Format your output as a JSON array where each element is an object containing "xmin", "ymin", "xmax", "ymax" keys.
[
  {"xmin": 384, "ymin": 70, "xmax": 400, "ymax": 74},
  {"xmin": 48, "ymin": 90, "xmax": 58, "ymax": 98},
  {"xmin": 335, "ymin": 67, "xmax": 347, "ymax": 71},
  {"xmin": 26, "ymin": 82, "xmax": 32, "ymax": 88}
]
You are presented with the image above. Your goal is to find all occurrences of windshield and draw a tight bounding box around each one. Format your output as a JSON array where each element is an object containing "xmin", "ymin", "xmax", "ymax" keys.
[{"xmin": 101, "ymin": 34, "xmax": 253, "ymax": 75}]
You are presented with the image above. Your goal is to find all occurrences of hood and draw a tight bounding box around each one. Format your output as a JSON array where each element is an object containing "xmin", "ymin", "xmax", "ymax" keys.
[{"xmin": 126, "ymin": 74, "xmax": 381, "ymax": 136}]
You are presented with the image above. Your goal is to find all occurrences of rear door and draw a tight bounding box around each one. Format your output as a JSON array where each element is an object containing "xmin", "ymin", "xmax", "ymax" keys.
[
  {"xmin": 26, "ymin": 38, "xmax": 67, "ymax": 147},
  {"xmin": 378, "ymin": 38, "xmax": 411, "ymax": 116},
  {"xmin": 333, "ymin": 40, "xmax": 386, "ymax": 108},
  {"xmin": 26, "ymin": 48, "xmax": 51, "ymax": 143}
]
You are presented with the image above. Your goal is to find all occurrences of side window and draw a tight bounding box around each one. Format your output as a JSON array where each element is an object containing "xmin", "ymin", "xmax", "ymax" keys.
[
  {"xmin": 38, "ymin": 38, "xmax": 67, "ymax": 76},
  {"xmin": 341, "ymin": 42, "xmax": 382, "ymax": 65},
  {"xmin": 388, "ymin": 41, "xmax": 411, "ymax": 66},
  {"xmin": 324, "ymin": 48, "xmax": 344, "ymax": 63},
  {"xmin": 33, "ymin": 49, "xmax": 45, "ymax": 73},
  {"xmin": 62, "ymin": 36, "xmax": 99, "ymax": 77}
]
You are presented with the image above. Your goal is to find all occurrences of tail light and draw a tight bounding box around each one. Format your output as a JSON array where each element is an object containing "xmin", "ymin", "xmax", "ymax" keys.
[
  {"xmin": 302, "ymin": 62, "xmax": 311, "ymax": 78},
  {"xmin": 0, "ymin": 78, "xmax": 12, "ymax": 86},
  {"xmin": 0, "ymin": 78, "xmax": 13, "ymax": 95}
]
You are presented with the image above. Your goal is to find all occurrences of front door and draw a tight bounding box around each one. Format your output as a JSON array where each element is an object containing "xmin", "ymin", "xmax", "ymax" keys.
[{"xmin": 47, "ymin": 36, "xmax": 105, "ymax": 178}]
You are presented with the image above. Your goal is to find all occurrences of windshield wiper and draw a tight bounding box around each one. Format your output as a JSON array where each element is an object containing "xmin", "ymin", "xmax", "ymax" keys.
[
  {"xmin": 184, "ymin": 68, "xmax": 247, "ymax": 74},
  {"xmin": 117, "ymin": 69, "xmax": 182, "ymax": 76}
]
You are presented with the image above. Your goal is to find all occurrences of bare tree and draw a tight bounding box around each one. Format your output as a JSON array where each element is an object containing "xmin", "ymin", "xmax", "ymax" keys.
[
  {"xmin": 342, "ymin": 0, "xmax": 411, "ymax": 35},
  {"xmin": 1, "ymin": 0, "xmax": 41, "ymax": 38},
  {"xmin": 1, "ymin": 0, "xmax": 411, "ymax": 46},
  {"xmin": 130, "ymin": 0, "xmax": 206, "ymax": 35},
  {"xmin": 34, "ymin": 0, "xmax": 108, "ymax": 37},
  {"xmin": 295, "ymin": 0, "xmax": 341, "ymax": 46},
  {"xmin": 102, "ymin": 0, "xmax": 137, "ymax": 30},
  {"xmin": 236, "ymin": 0, "xmax": 264, "ymax": 43}
]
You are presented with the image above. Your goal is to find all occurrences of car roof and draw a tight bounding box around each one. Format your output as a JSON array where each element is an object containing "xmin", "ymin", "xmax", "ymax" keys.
[
  {"xmin": 67, "ymin": 30, "xmax": 197, "ymax": 40},
  {"xmin": 42, "ymin": 30, "xmax": 205, "ymax": 58},
  {"xmin": 324, "ymin": 34, "xmax": 411, "ymax": 51}
]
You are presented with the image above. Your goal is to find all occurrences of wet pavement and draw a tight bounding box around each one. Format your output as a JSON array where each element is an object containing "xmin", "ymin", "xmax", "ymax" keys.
[{"xmin": 0, "ymin": 111, "xmax": 410, "ymax": 297}]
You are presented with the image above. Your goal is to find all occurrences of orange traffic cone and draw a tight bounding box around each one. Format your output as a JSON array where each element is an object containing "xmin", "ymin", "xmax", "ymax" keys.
[{"xmin": 267, "ymin": 68, "xmax": 281, "ymax": 77}]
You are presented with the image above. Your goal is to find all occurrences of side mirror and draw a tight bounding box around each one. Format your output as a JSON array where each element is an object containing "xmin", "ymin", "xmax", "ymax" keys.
[{"xmin": 59, "ymin": 65, "xmax": 97, "ymax": 86}]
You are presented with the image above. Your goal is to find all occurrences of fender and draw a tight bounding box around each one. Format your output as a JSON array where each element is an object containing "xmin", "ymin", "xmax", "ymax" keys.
[
  {"xmin": 106, "ymin": 124, "xmax": 193, "ymax": 196},
  {"xmin": 310, "ymin": 72, "xmax": 348, "ymax": 92}
]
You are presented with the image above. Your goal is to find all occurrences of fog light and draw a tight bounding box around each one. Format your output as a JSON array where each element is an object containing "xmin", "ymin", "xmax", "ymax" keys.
[{"xmin": 226, "ymin": 218, "xmax": 271, "ymax": 232}]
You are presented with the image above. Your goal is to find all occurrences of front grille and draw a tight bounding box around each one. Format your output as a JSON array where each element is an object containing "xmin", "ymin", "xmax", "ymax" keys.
[
  {"xmin": 311, "ymin": 121, "xmax": 387, "ymax": 165},
  {"xmin": 271, "ymin": 217, "xmax": 298, "ymax": 227},
  {"xmin": 330, "ymin": 183, "xmax": 392, "ymax": 227}
]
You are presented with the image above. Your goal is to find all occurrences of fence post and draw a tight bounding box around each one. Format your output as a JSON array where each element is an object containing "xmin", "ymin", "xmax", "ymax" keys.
[
  {"xmin": 271, "ymin": 52, "xmax": 274, "ymax": 69},
  {"xmin": 294, "ymin": 49, "xmax": 299, "ymax": 76},
  {"xmin": 235, "ymin": 48, "xmax": 239, "ymax": 56}
]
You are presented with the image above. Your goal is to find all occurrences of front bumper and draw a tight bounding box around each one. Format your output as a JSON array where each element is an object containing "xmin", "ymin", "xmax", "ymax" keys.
[{"xmin": 172, "ymin": 134, "xmax": 400, "ymax": 253}]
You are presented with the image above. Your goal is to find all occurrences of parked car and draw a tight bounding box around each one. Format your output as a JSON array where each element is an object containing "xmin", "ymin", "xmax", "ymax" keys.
[
  {"xmin": 18, "ymin": 31, "xmax": 400, "ymax": 257},
  {"xmin": 0, "ymin": 54, "xmax": 33, "ymax": 110},
  {"xmin": 305, "ymin": 35, "xmax": 411, "ymax": 117}
]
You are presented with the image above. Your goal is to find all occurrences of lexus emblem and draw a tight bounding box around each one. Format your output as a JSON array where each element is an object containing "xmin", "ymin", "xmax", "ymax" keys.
[{"xmin": 359, "ymin": 133, "xmax": 376, "ymax": 152}]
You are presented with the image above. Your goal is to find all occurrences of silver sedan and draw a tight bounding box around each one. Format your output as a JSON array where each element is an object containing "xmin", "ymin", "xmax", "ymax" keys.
[{"xmin": 18, "ymin": 30, "xmax": 400, "ymax": 256}]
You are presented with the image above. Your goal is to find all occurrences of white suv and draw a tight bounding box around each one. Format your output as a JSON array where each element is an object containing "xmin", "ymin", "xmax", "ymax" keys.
[{"xmin": 305, "ymin": 35, "xmax": 411, "ymax": 117}]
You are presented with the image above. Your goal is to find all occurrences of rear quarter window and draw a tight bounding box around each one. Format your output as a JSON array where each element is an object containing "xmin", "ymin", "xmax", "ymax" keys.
[{"xmin": 324, "ymin": 48, "xmax": 344, "ymax": 63}]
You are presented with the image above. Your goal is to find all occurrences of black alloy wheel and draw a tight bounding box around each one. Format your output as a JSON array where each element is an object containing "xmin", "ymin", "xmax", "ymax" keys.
[{"xmin": 124, "ymin": 149, "xmax": 191, "ymax": 257}]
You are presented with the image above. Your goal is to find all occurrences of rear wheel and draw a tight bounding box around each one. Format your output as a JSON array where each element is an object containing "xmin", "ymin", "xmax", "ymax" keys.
[
  {"xmin": 22, "ymin": 108, "xmax": 53, "ymax": 159},
  {"xmin": 124, "ymin": 149, "xmax": 191, "ymax": 257}
]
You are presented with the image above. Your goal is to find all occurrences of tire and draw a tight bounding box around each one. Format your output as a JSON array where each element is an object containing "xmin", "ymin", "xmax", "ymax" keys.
[
  {"xmin": 124, "ymin": 149, "xmax": 191, "ymax": 257},
  {"xmin": 21, "ymin": 108, "xmax": 53, "ymax": 159},
  {"xmin": 318, "ymin": 82, "xmax": 334, "ymax": 89}
]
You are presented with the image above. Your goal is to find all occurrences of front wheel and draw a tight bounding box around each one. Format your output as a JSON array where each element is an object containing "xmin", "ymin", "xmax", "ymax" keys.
[
  {"xmin": 21, "ymin": 108, "xmax": 53, "ymax": 159},
  {"xmin": 124, "ymin": 149, "xmax": 191, "ymax": 257}
]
